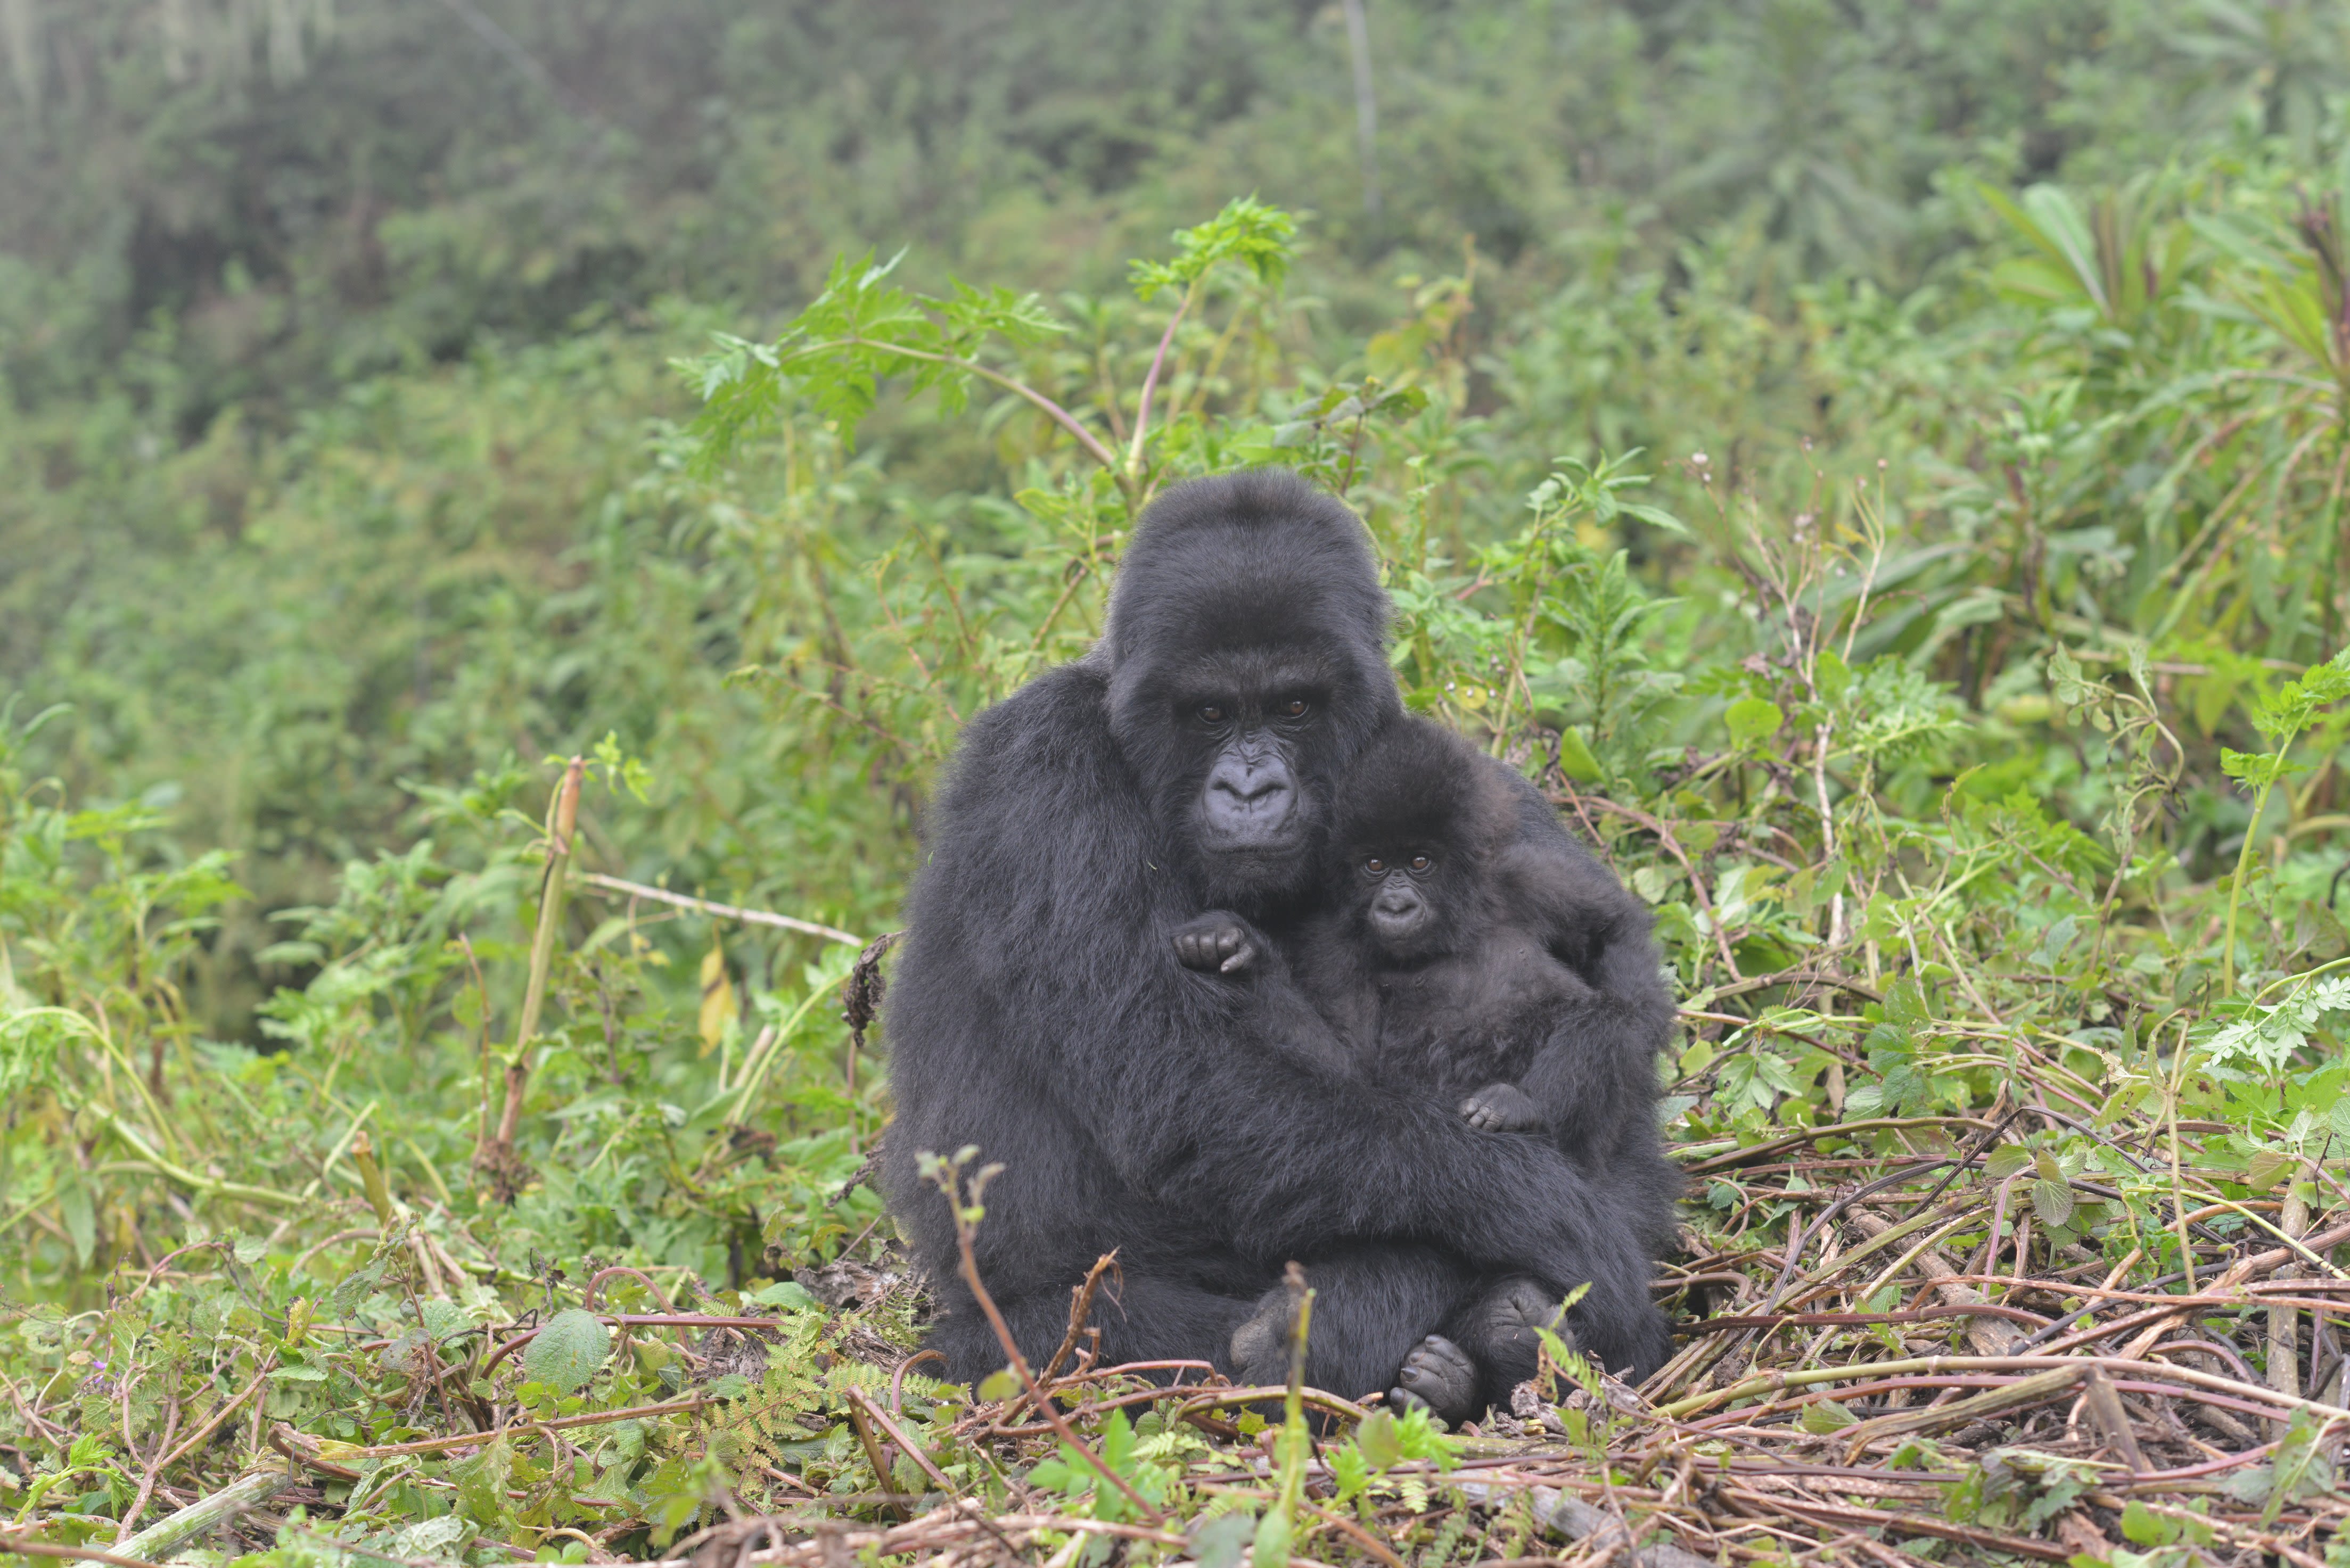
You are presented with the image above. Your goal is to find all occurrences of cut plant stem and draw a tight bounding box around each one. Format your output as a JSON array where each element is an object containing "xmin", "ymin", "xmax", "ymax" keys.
[
  {"xmin": 479, "ymin": 756, "xmax": 583, "ymax": 1179},
  {"xmin": 1255, "ymin": 1262, "xmax": 1314, "ymax": 1568},
  {"xmin": 351, "ymin": 1131, "xmax": 395, "ymax": 1229}
]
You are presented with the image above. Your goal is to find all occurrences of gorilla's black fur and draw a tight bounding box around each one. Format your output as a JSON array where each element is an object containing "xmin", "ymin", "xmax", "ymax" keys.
[
  {"xmin": 1301, "ymin": 719, "xmax": 1682, "ymax": 1191},
  {"xmin": 880, "ymin": 471, "xmax": 1672, "ymax": 1407},
  {"xmin": 1182, "ymin": 718, "xmax": 1681, "ymax": 1414}
]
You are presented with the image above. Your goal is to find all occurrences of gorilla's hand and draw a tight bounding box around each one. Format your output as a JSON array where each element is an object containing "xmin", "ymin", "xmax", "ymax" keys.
[
  {"xmin": 1173, "ymin": 912, "xmax": 1261, "ymax": 975},
  {"xmin": 1459, "ymin": 1082, "xmax": 1542, "ymax": 1132}
]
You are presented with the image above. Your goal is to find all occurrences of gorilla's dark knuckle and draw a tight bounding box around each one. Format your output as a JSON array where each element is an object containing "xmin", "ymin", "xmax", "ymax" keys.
[{"xmin": 881, "ymin": 471, "xmax": 1677, "ymax": 1413}]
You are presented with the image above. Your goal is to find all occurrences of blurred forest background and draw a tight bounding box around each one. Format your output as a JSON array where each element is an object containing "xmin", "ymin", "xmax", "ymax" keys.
[
  {"xmin": 11, "ymin": 2, "xmax": 2350, "ymax": 1559},
  {"xmin": 12, "ymin": 0, "xmax": 2344, "ymax": 1039}
]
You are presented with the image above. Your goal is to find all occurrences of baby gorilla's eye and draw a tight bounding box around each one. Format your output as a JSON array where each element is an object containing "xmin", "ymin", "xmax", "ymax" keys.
[
  {"xmin": 1197, "ymin": 703, "xmax": 1227, "ymax": 724},
  {"xmin": 1363, "ymin": 857, "xmax": 1386, "ymax": 874},
  {"xmin": 1409, "ymin": 854, "xmax": 1432, "ymax": 872},
  {"xmin": 1278, "ymin": 697, "xmax": 1309, "ymax": 719}
]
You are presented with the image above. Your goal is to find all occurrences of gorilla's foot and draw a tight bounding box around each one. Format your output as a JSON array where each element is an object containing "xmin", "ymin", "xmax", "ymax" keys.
[
  {"xmin": 1228, "ymin": 1289, "xmax": 1294, "ymax": 1385},
  {"xmin": 1439, "ymin": 1276, "xmax": 1577, "ymax": 1405},
  {"xmin": 1474, "ymin": 1276, "xmax": 1574, "ymax": 1358},
  {"xmin": 1387, "ymin": 1334, "xmax": 1478, "ymax": 1427}
]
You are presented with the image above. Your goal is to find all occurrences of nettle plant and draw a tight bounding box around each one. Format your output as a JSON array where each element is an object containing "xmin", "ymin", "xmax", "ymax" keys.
[{"xmin": 670, "ymin": 201, "xmax": 1695, "ymax": 787}]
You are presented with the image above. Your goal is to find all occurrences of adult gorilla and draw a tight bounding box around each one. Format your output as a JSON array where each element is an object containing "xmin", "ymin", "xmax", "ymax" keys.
[{"xmin": 880, "ymin": 471, "xmax": 1671, "ymax": 1404}]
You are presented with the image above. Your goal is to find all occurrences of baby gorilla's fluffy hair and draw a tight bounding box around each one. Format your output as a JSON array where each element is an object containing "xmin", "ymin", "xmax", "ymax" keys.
[{"xmin": 1295, "ymin": 717, "xmax": 1601, "ymax": 1126}]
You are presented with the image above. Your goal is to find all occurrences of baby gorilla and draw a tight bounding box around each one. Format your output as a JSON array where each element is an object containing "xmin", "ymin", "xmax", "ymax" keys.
[{"xmin": 1174, "ymin": 715, "xmax": 1672, "ymax": 1419}]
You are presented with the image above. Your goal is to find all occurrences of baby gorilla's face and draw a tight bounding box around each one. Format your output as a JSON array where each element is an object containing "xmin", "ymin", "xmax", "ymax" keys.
[{"xmin": 1356, "ymin": 846, "xmax": 1441, "ymax": 955}]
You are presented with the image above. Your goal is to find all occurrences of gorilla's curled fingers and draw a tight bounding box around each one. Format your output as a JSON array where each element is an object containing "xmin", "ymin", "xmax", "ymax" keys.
[
  {"xmin": 1458, "ymin": 1081, "xmax": 1543, "ymax": 1133},
  {"xmin": 1172, "ymin": 911, "xmax": 1262, "ymax": 975}
]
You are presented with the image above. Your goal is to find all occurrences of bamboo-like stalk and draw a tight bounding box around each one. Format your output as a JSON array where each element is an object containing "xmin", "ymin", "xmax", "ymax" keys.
[
  {"xmin": 350, "ymin": 1130, "xmax": 393, "ymax": 1227},
  {"xmin": 2269, "ymin": 1174, "xmax": 2311, "ymax": 1435},
  {"xmin": 476, "ymin": 757, "xmax": 582, "ymax": 1182},
  {"xmin": 1253, "ymin": 1265, "xmax": 1314, "ymax": 1568},
  {"xmin": 112, "ymin": 1470, "xmax": 296, "ymax": 1563}
]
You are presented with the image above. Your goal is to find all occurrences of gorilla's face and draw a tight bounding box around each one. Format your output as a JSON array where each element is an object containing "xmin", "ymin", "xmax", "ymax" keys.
[
  {"xmin": 1356, "ymin": 848, "xmax": 1440, "ymax": 951},
  {"xmin": 1099, "ymin": 474, "xmax": 1403, "ymax": 911},
  {"xmin": 1171, "ymin": 650, "xmax": 1333, "ymax": 897}
]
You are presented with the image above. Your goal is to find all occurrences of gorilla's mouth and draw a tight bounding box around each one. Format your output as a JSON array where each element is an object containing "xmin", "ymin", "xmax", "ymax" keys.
[
  {"xmin": 1199, "ymin": 790, "xmax": 1299, "ymax": 849},
  {"xmin": 1370, "ymin": 902, "xmax": 1429, "ymax": 945}
]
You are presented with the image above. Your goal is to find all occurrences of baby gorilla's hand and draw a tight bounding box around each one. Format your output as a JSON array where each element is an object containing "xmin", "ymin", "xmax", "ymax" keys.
[
  {"xmin": 1172, "ymin": 912, "xmax": 1260, "ymax": 975},
  {"xmin": 1459, "ymin": 1082, "xmax": 1542, "ymax": 1133}
]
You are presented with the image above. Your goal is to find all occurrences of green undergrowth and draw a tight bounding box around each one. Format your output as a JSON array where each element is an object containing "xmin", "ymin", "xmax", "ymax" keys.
[{"xmin": 9, "ymin": 158, "xmax": 2350, "ymax": 1563}]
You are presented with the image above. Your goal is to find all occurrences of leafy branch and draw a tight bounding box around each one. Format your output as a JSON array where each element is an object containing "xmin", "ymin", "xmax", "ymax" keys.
[{"xmin": 680, "ymin": 199, "xmax": 1298, "ymax": 506}]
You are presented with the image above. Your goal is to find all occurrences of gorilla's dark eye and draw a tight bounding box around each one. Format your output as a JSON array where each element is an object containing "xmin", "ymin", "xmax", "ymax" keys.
[
  {"xmin": 1364, "ymin": 857, "xmax": 1386, "ymax": 874},
  {"xmin": 1197, "ymin": 703, "xmax": 1227, "ymax": 724},
  {"xmin": 1278, "ymin": 697, "xmax": 1309, "ymax": 719},
  {"xmin": 1410, "ymin": 854, "xmax": 1433, "ymax": 873}
]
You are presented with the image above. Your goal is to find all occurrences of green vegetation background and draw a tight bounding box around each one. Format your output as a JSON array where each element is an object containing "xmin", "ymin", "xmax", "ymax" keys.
[{"xmin": 10, "ymin": 0, "xmax": 2350, "ymax": 1560}]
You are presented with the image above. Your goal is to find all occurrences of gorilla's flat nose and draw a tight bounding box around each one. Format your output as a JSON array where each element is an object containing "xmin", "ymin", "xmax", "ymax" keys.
[
  {"xmin": 1202, "ymin": 749, "xmax": 1297, "ymax": 847},
  {"xmin": 1209, "ymin": 760, "xmax": 1288, "ymax": 809},
  {"xmin": 1374, "ymin": 888, "xmax": 1418, "ymax": 914}
]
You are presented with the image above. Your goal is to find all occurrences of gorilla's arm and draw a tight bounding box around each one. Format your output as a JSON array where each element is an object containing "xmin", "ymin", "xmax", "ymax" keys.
[
  {"xmin": 882, "ymin": 669, "xmax": 1659, "ymax": 1348},
  {"xmin": 1486, "ymin": 767, "xmax": 1679, "ymax": 1132}
]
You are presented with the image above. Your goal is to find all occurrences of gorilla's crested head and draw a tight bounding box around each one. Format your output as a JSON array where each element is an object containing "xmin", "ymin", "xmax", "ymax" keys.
[{"xmin": 1099, "ymin": 471, "xmax": 1402, "ymax": 907}]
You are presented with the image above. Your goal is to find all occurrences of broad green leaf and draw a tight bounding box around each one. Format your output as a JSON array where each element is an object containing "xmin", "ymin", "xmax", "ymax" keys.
[
  {"xmin": 1983, "ymin": 1145, "xmax": 2034, "ymax": 1181},
  {"xmin": 453, "ymin": 1437, "xmax": 513, "ymax": 1526},
  {"xmin": 751, "ymin": 1280, "xmax": 820, "ymax": 1310},
  {"xmin": 2029, "ymin": 1178, "xmax": 2075, "ymax": 1228},
  {"xmin": 524, "ymin": 1308, "xmax": 611, "ymax": 1395},
  {"xmin": 1800, "ymin": 1398, "xmax": 1857, "ymax": 1433},
  {"xmin": 1190, "ymin": 1513, "xmax": 1254, "ymax": 1568},
  {"xmin": 1555, "ymin": 728, "xmax": 1604, "ymax": 783},
  {"xmin": 1725, "ymin": 697, "xmax": 1785, "ymax": 749},
  {"xmin": 56, "ymin": 1166, "xmax": 94, "ymax": 1268},
  {"xmin": 2244, "ymin": 1148, "xmax": 2295, "ymax": 1191},
  {"xmin": 1354, "ymin": 1409, "xmax": 1403, "ymax": 1469},
  {"xmin": 1252, "ymin": 1506, "xmax": 1293, "ymax": 1568}
]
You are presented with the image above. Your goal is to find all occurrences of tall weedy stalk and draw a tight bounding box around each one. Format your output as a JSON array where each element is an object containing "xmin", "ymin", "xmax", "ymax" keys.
[
  {"xmin": 1254, "ymin": 1263, "xmax": 1314, "ymax": 1568},
  {"xmin": 2220, "ymin": 653, "xmax": 2350, "ymax": 993},
  {"xmin": 475, "ymin": 755, "xmax": 582, "ymax": 1193}
]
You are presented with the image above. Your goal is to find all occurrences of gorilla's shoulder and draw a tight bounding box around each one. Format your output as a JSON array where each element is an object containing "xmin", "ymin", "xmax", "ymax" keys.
[
  {"xmin": 909, "ymin": 660, "xmax": 1157, "ymax": 955},
  {"xmin": 966, "ymin": 661, "xmax": 1112, "ymax": 740},
  {"xmin": 1480, "ymin": 755, "xmax": 1590, "ymax": 854},
  {"xmin": 926, "ymin": 662, "xmax": 1146, "ymax": 853},
  {"xmin": 941, "ymin": 663, "xmax": 1120, "ymax": 788},
  {"xmin": 1476, "ymin": 755, "xmax": 1642, "ymax": 915}
]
